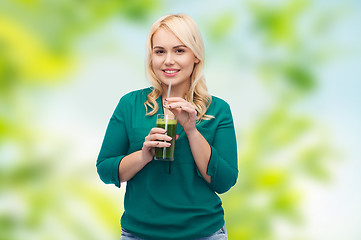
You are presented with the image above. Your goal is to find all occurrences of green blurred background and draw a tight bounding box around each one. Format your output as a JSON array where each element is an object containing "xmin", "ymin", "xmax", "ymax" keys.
[{"xmin": 1, "ymin": 0, "xmax": 360, "ymax": 239}]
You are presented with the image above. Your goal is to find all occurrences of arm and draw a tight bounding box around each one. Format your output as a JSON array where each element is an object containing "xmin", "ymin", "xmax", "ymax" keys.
[
  {"xmin": 204, "ymin": 105, "xmax": 238, "ymax": 194},
  {"xmin": 165, "ymin": 97, "xmax": 238, "ymax": 193},
  {"xmin": 97, "ymin": 94, "xmax": 171, "ymax": 186},
  {"xmin": 187, "ymin": 114, "xmax": 238, "ymax": 193},
  {"xmin": 96, "ymin": 97, "xmax": 129, "ymax": 188},
  {"xmin": 118, "ymin": 128, "xmax": 171, "ymax": 182},
  {"xmin": 164, "ymin": 97, "xmax": 211, "ymax": 182},
  {"xmin": 186, "ymin": 128, "xmax": 212, "ymax": 183}
]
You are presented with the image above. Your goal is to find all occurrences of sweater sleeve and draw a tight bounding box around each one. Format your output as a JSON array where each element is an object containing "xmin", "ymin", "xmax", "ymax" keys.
[
  {"xmin": 96, "ymin": 95, "xmax": 131, "ymax": 188},
  {"xmin": 202, "ymin": 101, "xmax": 238, "ymax": 194}
]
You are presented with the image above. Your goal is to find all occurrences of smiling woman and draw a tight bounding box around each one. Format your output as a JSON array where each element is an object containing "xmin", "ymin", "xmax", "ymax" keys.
[
  {"xmin": 96, "ymin": 13, "xmax": 238, "ymax": 240},
  {"xmin": 145, "ymin": 14, "xmax": 210, "ymax": 121},
  {"xmin": 151, "ymin": 27, "xmax": 200, "ymax": 97}
]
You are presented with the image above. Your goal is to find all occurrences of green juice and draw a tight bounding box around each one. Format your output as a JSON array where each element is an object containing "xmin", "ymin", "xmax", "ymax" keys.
[{"xmin": 154, "ymin": 119, "xmax": 177, "ymax": 161}]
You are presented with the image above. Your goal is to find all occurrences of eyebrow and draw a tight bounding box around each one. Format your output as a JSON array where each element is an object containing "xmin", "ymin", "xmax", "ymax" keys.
[{"xmin": 153, "ymin": 45, "xmax": 187, "ymax": 49}]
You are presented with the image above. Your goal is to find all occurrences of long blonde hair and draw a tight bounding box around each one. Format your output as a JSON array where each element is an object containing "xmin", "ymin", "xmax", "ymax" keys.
[{"xmin": 144, "ymin": 14, "xmax": 213, "ymax": 121}]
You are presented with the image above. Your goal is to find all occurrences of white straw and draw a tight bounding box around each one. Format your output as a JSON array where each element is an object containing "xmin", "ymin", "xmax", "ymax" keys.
[
  {"xmin": 163, "ymin": 80, "xmax": 172, "ymax": 159},
  {"xmin": 167, "ymin": 80, "xmax": 172, "ymax": 99}
]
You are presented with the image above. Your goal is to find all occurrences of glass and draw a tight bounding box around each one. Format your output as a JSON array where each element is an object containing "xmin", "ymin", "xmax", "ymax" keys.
[{"xmin": 154, "ymin": 114, "xmax": 177, "ymax": 161}]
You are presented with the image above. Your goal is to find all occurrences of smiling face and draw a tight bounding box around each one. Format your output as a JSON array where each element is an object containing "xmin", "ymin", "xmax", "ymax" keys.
[{"xmin": 151, "ymin": 27, "xmax": 199, "ymax": 95}]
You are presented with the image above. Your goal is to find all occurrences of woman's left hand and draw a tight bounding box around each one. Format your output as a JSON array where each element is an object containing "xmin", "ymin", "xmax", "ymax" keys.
[{"xmin": 164, "ymin": 97, "xmax": 197, "ymax": 134}]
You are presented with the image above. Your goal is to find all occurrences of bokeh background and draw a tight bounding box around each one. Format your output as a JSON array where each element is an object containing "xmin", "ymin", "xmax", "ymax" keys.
[{"xmin": 1, "ymin": 0, "xmax": 360, "ymax": 239}]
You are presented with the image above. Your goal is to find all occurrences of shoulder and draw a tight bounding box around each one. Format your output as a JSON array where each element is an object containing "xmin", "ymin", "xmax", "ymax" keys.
[
  {"xmin": 205, "ymin": 95, "xmax": 233, "ymax": 121},
  {"xmin": 209, "ymin": 95, "xmax": 231, "ymax": 112},
  {"xmin": 198, "ymin": 95, "xmax": 234, "ymax": 129},
  {"xmin": 120, "ymin": 87, "xmax": 152, "ymax": 102},
  {"xmin": 114, "ymin": 87, "xmax": 152, "ymax": 114},
  {"xmin": 211, "ymin": 95, "xmax": 230, "ymax": 107}
]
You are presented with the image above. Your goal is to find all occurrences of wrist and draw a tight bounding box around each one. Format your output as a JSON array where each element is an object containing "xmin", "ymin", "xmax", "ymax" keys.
[
  {"xmin": 140, "ymin": 150, "xmax": 153, "ymax": 163},
  {"xmin": 185, "ymin": 127, "xmax": 199, "ymax": 138}
]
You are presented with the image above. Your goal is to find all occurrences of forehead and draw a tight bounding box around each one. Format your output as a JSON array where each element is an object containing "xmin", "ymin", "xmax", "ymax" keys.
[{"xmin": 152, "ymin": 27, "xmax": 184, "ymax": 47}]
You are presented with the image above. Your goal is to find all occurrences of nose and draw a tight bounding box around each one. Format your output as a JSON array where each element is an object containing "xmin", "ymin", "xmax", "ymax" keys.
[{"xmin": 165, "ymin": 52, "xmax": 175, "ymax": 66}]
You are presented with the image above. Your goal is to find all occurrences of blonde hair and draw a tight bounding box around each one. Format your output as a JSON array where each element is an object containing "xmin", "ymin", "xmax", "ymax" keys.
[{"xmin": 144, "ymin": 13, "xmax": 213, "ymax": 121}]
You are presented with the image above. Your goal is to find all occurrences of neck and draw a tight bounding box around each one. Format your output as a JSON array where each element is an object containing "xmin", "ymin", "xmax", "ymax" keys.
[{"xmin": 161, "ymin": 81, "xmax": 190, "ymax": 99}]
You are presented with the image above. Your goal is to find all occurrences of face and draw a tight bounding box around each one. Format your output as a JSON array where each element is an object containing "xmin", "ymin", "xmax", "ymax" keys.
[{"xmin": 151, "ymin": 28, "xmax": 199, "ymax": 91}]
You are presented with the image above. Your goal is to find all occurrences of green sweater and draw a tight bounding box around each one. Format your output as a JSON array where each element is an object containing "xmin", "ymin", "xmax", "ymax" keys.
[{"xmin": 97, "ymin": 88, "xmax": 238, "ymax": 240}]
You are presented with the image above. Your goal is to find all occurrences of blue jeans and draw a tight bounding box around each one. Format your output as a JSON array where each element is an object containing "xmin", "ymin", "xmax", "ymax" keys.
[{"xmin": 120, "ymin": 225, "xmax": 228, "ymax": 240}]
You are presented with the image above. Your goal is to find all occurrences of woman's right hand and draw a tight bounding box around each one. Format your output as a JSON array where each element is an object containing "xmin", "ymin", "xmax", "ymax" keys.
[
  {"xmin": 142, "ymin": 127, "xmax": 172, "ymax": 163},
  {"xmin": 118, "ymin": 128, "xmax": 177, "ymax": 183}
]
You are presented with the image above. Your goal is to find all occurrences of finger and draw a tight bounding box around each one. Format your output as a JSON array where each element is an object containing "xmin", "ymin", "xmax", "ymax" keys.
[
  {"xmin": 143, "ymin": 141, "xmax": 171, "ymax": 149},
  {"xmin": 179, "ymin": 106, "xmax": 197, "ymax": 115},
  {"xmin": 176, "ymin": 134, "xmax": 180, "ymax": 140},
  {"xmin": 149, "ymin": 127, "xmax": 167, "ymax": 135},
  {"xmin": 165, "ymin": 104, "xmax": 197, "ymax": 118},
  {"xmin": 165, "ymin": 97, "xmax": 187, "ymax": 103},
  {"xmin": 164, "ymin": 102, "xmax": 189, "ymax": 110},
  {"xmin": 146, "ymin": 133, "xmax": 172, "ymax": 142},
  {"xmin": 164, "ymin": 98, "xmax": 191, "ymax": 109}
]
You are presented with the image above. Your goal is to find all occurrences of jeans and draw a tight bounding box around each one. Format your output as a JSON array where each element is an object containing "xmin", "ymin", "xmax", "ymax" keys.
[{"xmin": 120, "ymin": 225, "xmax": 228, "ymax": 240}]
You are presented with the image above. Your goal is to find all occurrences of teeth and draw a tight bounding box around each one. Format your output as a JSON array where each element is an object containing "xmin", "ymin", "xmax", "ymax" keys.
[{"xmin": 164, "ymin": 70, "xmax": 178, "ymax": 74}]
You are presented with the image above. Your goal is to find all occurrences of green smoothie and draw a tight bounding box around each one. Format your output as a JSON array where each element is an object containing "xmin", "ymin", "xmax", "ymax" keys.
[{"xmin": 154, "ymin": 118, "xmax": 177, "ymax": 161}]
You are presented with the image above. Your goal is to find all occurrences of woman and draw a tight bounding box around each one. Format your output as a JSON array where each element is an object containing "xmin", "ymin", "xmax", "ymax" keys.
[{"xmin": 97, "ymin": 14, "xmax": 238, "ymax": 240}]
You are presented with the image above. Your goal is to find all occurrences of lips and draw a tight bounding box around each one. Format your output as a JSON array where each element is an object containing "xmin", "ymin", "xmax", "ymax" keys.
[{"xmin": 162, "ymin": 68, "xmax": 180, "ymax": 77}]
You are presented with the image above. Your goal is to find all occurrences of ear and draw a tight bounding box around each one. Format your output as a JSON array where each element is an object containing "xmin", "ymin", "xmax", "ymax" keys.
[{"xmin": 194, "ymin": 57, "xmax": 200, "ymax": 64}]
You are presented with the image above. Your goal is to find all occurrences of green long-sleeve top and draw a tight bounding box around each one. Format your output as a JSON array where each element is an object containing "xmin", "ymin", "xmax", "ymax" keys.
[{"xmin": 96, "ymin": 88, "xmax": 238, "ymax": 240}]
